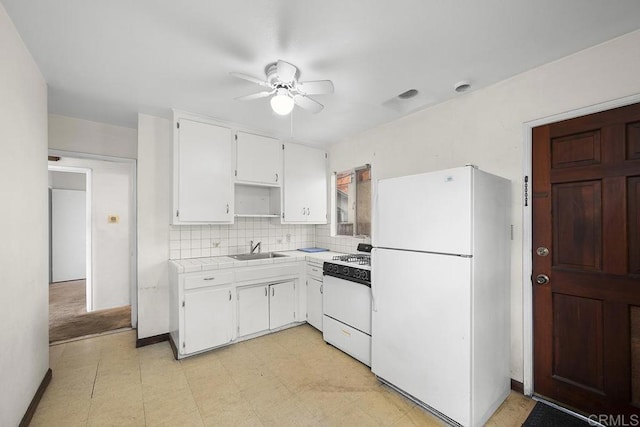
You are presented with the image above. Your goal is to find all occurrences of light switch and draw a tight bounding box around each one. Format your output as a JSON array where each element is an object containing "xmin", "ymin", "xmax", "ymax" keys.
[{"xmin": 108, "ymin": 215, "xmax": 119, "ymax": 224}]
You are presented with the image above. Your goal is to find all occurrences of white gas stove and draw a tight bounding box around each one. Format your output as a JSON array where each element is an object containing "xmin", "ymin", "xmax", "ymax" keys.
[{"xmin": 322, "ymin": 243, "xmax": 372, "ymax": 366}]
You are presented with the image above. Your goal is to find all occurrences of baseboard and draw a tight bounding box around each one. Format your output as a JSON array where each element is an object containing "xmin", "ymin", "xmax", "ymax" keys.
[
  {"xmin": 169, "ymin": 336, "xmax": 179, "ymax": 360},
  {"xmin": 20, "ymin": 368, "xmax": 52, "ymax": 427},
  {"xmin": 135, "ymin": 333, "xmax": 169, "ymax": 348},
  {"xmin": 511, "ymin": 378, "xmax": 524, "ymax": 394}
]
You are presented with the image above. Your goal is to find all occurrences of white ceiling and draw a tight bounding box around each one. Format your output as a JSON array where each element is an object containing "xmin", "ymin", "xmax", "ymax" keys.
[{"xmin": 4, "ymin": 0, "xmax": 640, "ymax": 146}]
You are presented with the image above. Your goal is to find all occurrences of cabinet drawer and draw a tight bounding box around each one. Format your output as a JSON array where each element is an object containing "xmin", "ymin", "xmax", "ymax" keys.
[
  {"xmin": 235, "ymin": 263, "xmax": 300, "ymax": 283},
  {"xmin": 184, "ymin": 271, "xmax": 234, "ymax": 290},
  {"xmin": 306, "ymin": 264, "xmax": 323, "ymax": 281}
]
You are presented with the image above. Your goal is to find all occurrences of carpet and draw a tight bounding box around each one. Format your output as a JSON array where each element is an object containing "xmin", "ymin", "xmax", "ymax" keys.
[
  {"xmin": 523, "ymin": 402, "xmax": 591, "ymax": 426},
  {"xmin": 49, "ymin": 280, "xmax": 131, "ymax": 343}
]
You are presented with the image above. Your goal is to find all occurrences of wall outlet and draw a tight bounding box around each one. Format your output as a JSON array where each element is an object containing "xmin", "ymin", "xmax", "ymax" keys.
[{"xmin": 108, "ymin": 215, "xmax": 119, "ymax": 224}]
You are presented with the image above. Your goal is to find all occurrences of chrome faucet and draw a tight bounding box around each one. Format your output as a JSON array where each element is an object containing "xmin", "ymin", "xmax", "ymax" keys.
[{"xmin": 250, "ymin": 240, "xmax": 262, "ymax": 254}]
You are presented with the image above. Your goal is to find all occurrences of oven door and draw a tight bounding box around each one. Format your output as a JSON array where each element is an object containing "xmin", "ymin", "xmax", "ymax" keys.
[{"xmin": 322, "ymin": 275, "xmax": 372, "ymax": 335}]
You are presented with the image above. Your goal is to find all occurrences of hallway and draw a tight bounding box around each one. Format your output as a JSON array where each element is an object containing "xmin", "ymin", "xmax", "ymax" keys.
[{"xmin": 49, "ymin": 280, "xmax": 131, "ymax": 343}]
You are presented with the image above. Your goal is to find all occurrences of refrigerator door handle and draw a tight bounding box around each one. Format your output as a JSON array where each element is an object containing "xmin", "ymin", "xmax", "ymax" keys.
[{"xmin": 371, "ymin": 248, "xmax": 378, "ymax": 312}]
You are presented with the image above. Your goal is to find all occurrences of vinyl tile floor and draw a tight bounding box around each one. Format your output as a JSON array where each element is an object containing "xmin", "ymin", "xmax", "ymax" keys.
[{"xmin": 34, "ymin": 325, "xmax": 535, "ymax": 426}]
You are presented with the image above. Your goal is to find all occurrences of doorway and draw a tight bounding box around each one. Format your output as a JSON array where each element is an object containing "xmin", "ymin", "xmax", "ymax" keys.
[
  {"xmin": 48, "ymin": 151, "xmax": 137, "ymax": 342},
  {"xmin": 531, "ymin": 102, "xmax": 640, "ymax": 415}
]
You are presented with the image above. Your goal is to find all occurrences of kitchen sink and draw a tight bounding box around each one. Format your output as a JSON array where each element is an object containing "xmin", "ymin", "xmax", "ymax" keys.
[{"xmin": 229, "ymin": 252, "xmax": 288, "ymax": 261}]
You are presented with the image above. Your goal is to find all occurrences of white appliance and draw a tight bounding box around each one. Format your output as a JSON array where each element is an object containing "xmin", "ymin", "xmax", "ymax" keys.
[
  {"xmin": 371, "ymin": 166, "xmax": 511, "ymax": 427},
  {"xmin": 322, "ymin": 249, "xmax": 372, "ymax": 366}
]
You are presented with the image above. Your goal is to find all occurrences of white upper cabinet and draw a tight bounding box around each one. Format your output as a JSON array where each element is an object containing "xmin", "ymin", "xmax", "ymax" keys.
[
  {"xmin": 235, "ymin": 132, "xmax": 282, "ymax": 186},
  {"xmin": 172, "ymin": 115, "xmax": 233, "ymax": 224},
  {"xmin": 282, "ymin": 142, "xmax": 327, "ymax": 223}
]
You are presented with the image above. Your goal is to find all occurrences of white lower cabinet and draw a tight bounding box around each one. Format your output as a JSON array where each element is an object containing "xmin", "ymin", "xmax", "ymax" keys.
[
  {"xmin": 183, "ymin": 286, "xmax": 234, "ymax": 355},
  {"xmin": 269, "ymin": 281, "xmax": 295, "ymax": 329},
  {"xmin": 237, "ymin": 281, "xmax": 296, "ymax": 337},
  {"xmin": 169, "ymin": 260, "xmax": 304, "ymax": 359},
  {"xmin": 307, "ymin": 278, "xmax": 323, "ymax": 331},
  {"xmin": 237, "ymin": 285, "xmax": 269, "ymax": 336},
  {"xmin": 306, "ymin": 261, "xmax": 324, "ymax": 331}
]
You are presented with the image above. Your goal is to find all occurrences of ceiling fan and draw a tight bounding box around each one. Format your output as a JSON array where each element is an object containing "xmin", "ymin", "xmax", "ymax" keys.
[{"xmin": 230, "ymin": 60, "xmax": 334, "ymax": 115}]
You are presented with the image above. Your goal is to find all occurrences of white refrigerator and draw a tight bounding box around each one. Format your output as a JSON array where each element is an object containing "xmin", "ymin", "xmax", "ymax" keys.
[{"xmin": 371, "ymin": 166, "xmax": 511, "ymax": 427}]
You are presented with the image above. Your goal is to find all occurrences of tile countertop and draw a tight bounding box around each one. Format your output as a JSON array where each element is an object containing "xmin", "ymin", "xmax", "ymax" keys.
[{"xmin": 169, "ymin": 249, "xmax": 346, "ymax": 273}]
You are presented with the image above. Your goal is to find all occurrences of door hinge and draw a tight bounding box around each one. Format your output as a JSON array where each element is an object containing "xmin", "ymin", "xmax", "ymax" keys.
[
  {"xmin": 524, "ymin": 175, "xmax": 529, "ymax": 207},
  {"xmin": 234, "ymin": 170, "xmax": 237, "ymax": 177},
  {"xmin": 176, "ymin": 122, "xmax": 180, "ymax": 129},
  {"xmin": 176, "ymin": 210, "xmax": 179, "ymax": 218},
  {"xmin": 235, "ymin": 134, "xmax": 238, "ymax": 141},
  {"xmin": 325, "ymin": 153, "xmax": 328, "ymax": 159},
  {"xmin": 282, "ymin": 144, "xmax": 285, "ymax": 150},
  {"xmin": 182, "ymin": 300, "xmax": 185, "ymax": 307},
  {"xmin": 282, "ymin": 212, "xmax": 285, "ymax": 219}
]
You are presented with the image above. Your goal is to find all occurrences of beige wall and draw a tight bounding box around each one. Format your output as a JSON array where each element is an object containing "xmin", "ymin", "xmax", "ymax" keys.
[
  {"xmin": 49, "ymin": 114, "xmax": 137, "ymax": 159},
  {"xmin": 0, "ymin": 2, "xmax": 49, "ymax": 425},
  {"xmin": 329, "ymin": 29, "xmax": 640, "ymax": 382},
  {"xmin": 137, "ymin": 114, "xmax": 172, "ymax": 338}
]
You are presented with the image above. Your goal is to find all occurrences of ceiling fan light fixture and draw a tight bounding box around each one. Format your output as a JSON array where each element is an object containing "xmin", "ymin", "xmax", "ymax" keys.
[{"xmin": 270, "ymin": 88, "xmax": 295, "ymax": 115}]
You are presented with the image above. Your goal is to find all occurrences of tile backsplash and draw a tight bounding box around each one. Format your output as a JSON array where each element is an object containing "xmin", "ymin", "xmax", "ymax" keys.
[
  {"xmin": 314, "ymin": 224, "xmax": 371, "ymax": 253},
  {"xmin": 169, "ymin": 218, "xmax": 315, "ymax": 260},
  {"xmin": 170, "ymin": 219, "xmax": 372, "ymax": 260}
]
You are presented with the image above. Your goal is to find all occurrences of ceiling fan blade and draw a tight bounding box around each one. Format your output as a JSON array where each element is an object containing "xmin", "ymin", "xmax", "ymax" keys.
[
  {"xmin": 296, "ymin": 80, "xmax": 334, "ymax": 95},
  {"xmin": 293, "ymin": 94, "xmax": 324, "ymax": 114},
  {"xmin": 229, "ymin": 72, "xmax": 270, "ymax": 88},
  {"xmin": 277, "ymin": 60, "xmax": 297, "ymax": 83},
  {"xmin": 235, "ymin": 90, "xmax": 274, "ymax": 101}
]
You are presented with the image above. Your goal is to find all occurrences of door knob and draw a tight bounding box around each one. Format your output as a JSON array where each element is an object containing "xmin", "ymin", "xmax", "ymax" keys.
[
  {"xmin": 535, "ymin": 274, "xmax": 550, "ymax": 285},
  {"xmin": 536, "ymin": 247, "xmax": 549, "ymax": 257}
]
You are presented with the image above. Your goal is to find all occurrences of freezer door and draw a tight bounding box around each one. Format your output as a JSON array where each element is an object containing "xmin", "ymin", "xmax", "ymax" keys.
[
  {"xmin": 373, "ymin": 167, "xmax": 472, "ymax": 255},
  {"xmin": 371, "ymin": 248, "xmax": 472, "ymax": 426}
]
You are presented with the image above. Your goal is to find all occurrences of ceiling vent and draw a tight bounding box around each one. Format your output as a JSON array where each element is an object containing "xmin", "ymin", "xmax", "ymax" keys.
[{"xmin": 398, "ymin": 89, "xmax": 419, "ymax": 99}]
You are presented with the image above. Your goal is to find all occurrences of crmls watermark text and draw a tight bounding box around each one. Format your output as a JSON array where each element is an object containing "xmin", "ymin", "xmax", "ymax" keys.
[{"xmin": 588, "ymin": 414, "xmax": 640, "ymax": 426}]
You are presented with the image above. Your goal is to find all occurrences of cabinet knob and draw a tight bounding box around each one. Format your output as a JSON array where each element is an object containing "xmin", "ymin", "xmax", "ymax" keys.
[
  {"xmin": 275, "ymin": 173, "xmax": 279, "ymax": 182},
  {"xmin": 265, "ymin": 287, "xmax": 267, "ymax": 297},
  {"xmin": 226, "ymin": 204, "xmax": 229, "ymax": 214}
]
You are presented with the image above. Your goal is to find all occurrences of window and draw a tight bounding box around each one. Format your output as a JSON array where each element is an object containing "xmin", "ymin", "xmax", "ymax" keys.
[{"xmin": 333, "ymin": 164, "xmax": 371, "ymax": 237}]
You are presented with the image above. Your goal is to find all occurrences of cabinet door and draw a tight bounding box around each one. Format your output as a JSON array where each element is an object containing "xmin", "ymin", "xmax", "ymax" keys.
[
  {"xmin": 283, "ymin": 143, "xmax": 327, "ymax": 223},
  {"xmin": 269, "ymin": 281, "xmax": 295, "ymax": 329},
  {"xmin": 236, "ymin": 132, "xmax": 282, "ymax": 186},
  {"xmin": 237, "ymin": 285, "xmax": 269, "ymax": 337},
  {"xmin": 305, "ymin": 148, "xmax": 328, "ymax": 223},
  {"xmin": 183, "ymin": 286, "xmax": 233, "ymax": 355},
  {"xmin": 307, "ymin": 278, "xmax": 323, "ymax": 331},
  {"xmin": 175, "ymin": 118, "xmax": 233, "ymax": 223}
]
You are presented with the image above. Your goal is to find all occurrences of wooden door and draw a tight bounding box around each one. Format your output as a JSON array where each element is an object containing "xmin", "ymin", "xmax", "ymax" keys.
[{"xmin": 532, "ymin": 102, "xmax": 640, "ymax": 415}]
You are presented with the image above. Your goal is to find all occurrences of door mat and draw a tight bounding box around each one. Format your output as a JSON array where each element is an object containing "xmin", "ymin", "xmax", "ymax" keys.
[{"xmin": 523, "ymin": 402, "xmax": 591, "ymax": 426}]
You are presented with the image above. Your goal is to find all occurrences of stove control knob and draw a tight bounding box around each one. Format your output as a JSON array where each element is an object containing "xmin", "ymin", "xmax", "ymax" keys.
[
  {"xmin": 362, "ymin": 271, "xmax": 369, "ymax": 281},
  {"xmin": 343, "ymin": 267, "xmax": 349, "ymax": 275},
  {"xmin": 354, "ymin": 270, "xmax": 361, "ymax": 279}
]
